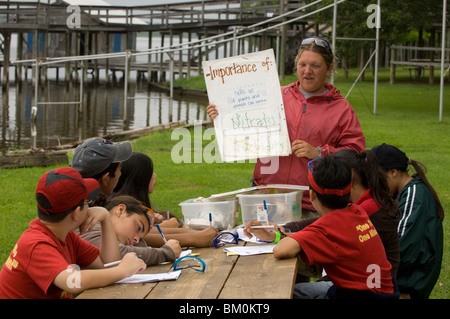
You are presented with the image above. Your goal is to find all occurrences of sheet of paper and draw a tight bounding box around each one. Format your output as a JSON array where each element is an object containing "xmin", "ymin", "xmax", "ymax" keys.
[
  {"xmin": 159, "ymin": 249, "xmax": 193, "ymax": 265},
  {"xmin": 236, "ymin": 228, "xmax": 272, "ymax": 244},
  {"xmin": 223, "ymin": 244, "xmax": 275, "ymax": 256},
  {"xmin": 203, "ymin": 49, "xmax": 291, "ymax": 162},
  {"xmin": 115, "ymin": 270, "xmax": 181, "ymax": 284},
  {"xmin": 179, "ymin": 249, "xmax": 192, "ymax": 259}
]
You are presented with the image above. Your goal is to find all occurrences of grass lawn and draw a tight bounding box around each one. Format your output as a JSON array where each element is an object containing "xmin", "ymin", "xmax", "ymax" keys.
[{"xmin": 0, "ymin": 67, "xmax": 448, "ymax": 298}]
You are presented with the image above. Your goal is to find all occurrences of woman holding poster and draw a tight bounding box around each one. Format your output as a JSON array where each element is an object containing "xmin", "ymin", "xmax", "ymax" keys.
[{"xmin": 207, "ymin": 36, "xmax": 365, "ymax": 214}]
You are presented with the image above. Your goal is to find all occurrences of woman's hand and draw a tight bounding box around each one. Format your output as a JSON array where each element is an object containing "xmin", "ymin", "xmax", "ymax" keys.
[
  {"xmin": 206, "ymin": 104, "xmax": 219, "ymax": 121},
  {"xmin": 291, "ymin": 140, "xmax": 319, "ymax": 159}
]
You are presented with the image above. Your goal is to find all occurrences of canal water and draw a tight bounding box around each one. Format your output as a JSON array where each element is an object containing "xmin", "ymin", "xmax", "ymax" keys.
[
  {"xmin": 0, "ymin": 80, "xmax": 208, "ymax": 151},
  {"xmin": 0, "ymin": 34, "xmax": 233, "ymax": 151}
]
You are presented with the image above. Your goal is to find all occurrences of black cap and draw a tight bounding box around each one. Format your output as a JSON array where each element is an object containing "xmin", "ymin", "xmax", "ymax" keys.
[{"xmin": 371, "ymin": 143, "xmax": 408, "ymax": 171}]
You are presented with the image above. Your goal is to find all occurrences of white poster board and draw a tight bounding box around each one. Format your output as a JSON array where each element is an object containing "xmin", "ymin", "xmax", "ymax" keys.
[{"xmin": 203, "ymin": 49, "xmax": 291, "ymax": 162}]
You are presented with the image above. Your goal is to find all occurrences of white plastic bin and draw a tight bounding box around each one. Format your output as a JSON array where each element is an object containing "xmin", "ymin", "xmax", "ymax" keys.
[{"xmin": 179, "ymin": 198, "xmax": 237, "ymax": 230}]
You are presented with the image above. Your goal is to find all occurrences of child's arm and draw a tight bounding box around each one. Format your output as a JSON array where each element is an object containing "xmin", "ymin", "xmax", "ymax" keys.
[
  {"xmin": 53, "ymin": 252, "xmax": 146, "ymax": 295},
  {"xmin": 273, "ymin": 237, "xmax": 301, "ymax": 259},
  {"xmin": 79, "ymin": 206, "xmax": 120, "ymax": 267},
  {"xmin": 243, "ymin": 221, "xmax": 282, "ymax": 242}
]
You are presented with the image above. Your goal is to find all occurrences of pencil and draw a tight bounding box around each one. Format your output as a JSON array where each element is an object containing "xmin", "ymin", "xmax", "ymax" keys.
[
  {"xmin": 104, "ymin": 255, "xmax": 142, "ymax": 268},
  {"xmin": 104, "ymin": 260, "xmax": 121, "ymax": 267},
  {"xmin": 155, "ymin": 224, "xmax": 167, "ymax": 243},
  {"xmin": 209, "ymin": 212, "xmax": 212, "ymax": 227},
  {"xmin": 249, "ymin": 225, "xmax": 275, "ymax": 229},
  {"xmin": 263, "ymin": 200, "xmax": 269, "ymax": 226}
]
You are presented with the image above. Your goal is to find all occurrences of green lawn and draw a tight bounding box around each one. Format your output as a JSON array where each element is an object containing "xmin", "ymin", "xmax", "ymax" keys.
[{"xmin": 0, "ymin": 67, "xmax": 448, "ymax": 298}]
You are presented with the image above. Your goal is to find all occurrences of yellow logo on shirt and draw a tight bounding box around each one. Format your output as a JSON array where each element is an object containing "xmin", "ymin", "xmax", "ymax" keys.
[
  {"xmin": 356, "ymin": 220, "xmax": 378, "ymax": 243},
  {"xmin": 5, "ymin": 244, "xmax": 19, "ymax": 271}
]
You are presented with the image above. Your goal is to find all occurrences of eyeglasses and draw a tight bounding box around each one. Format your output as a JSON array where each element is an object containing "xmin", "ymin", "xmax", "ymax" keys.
[
  {"xmin": 173, "ymin": 255, "xmax": 206, "ymax": 273},
  {"xmin": 140, "ymin": 205, "xmax": 155, "ymax": 217},
  {"xmin": 213, "ymin": 232, "xmax": 239, "ymax": 248},
  {"xmin": 139, "ymin": 205, "xmax": 156, "ymax": 227},
  {"xmin": 301, "ymin": 37, "xmax": 332, "ymax": 54},
  {"xmin": 308, "ymin": 158, "xmax": 320, "ymax": 175}
]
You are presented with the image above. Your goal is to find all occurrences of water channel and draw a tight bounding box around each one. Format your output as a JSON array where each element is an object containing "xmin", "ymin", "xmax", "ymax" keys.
[
  {"xmin": 0, "ymin": 34, "xmax": 222, "ymax": 152},
  {"xmin": 0, "ymin": 80, "xmax": 208, "ymax": 151}
]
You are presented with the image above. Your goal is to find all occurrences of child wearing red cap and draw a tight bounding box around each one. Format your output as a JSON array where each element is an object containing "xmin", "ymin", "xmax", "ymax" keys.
[
  {"xmin": 272, "ymin": 156, "xmax": 399, "ymax": 299},
  {"xmin": 0, "ymin": 167, "xmax": 146, "ymax": 299}
]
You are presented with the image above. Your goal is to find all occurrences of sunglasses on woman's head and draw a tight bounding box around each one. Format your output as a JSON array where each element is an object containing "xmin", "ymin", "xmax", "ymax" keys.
[{"xmin": 301, "ymin": 37, "xmax": 332, "ymax": 54}]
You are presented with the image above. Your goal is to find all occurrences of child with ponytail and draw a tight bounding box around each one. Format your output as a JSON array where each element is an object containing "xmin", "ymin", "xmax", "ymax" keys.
[
  {"xmin": 372, "ymin": 143, "xmax": 444, "ymax": 299},
  {"xmin": 331, "ymin": 148, "xmax": 401, "ymax": 276}
]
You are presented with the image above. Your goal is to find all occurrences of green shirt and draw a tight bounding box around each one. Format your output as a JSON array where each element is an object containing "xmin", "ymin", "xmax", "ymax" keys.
[{"xmin": 396, "ymin": 177, "xmax": 443, "ymax": 298}]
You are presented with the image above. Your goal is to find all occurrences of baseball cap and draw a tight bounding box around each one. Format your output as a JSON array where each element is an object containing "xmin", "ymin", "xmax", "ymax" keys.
[
  {"xmin": 36, "ymin": 167, "xmax": 100, "ymax": 214},
  {"xmin": 70, "ymin": 138, "xmax": 132, "ymax": 178},
  {"xmin": 371, "ymin": 143, "xmax": 408, "ymax": 171}
]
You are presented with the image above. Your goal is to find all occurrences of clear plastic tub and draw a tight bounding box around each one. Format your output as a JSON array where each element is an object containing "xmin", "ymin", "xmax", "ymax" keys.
[
  {"xmin": 179, "ymin": 198, "xmax": 237, "ymax": 230},
  {"xmin": 237, "ymin": 189, "xmax": 303, "ymax": 224}
]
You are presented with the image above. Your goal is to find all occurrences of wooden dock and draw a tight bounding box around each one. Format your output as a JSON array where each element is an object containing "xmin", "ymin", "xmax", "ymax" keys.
[{"xmin": 0, "ymin": 0, "xmax": 318, "ymax": 86}]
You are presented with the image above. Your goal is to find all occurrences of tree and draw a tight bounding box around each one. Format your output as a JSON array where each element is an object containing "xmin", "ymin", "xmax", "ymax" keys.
[{"xmin": 311, "ymin": 0, "xmax": 445, "ymax": 69}]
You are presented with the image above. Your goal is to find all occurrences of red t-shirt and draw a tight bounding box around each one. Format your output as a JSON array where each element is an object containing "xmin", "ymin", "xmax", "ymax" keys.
[
  {"xmin": 290, "ymin": 205, "xmax": 394, "ymax": 294},
  {"xmin": 0, "ymin": 219, "xmax": 99, "ymax": 299}
]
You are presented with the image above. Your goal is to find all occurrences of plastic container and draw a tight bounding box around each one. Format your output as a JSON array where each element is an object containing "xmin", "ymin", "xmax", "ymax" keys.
[
  {"xmin": 179, "ymin": 197, "xmax": 237, "ymax": 230},
  {"xmin": 237, "ymin": 187, "xmax": 304, "ymax": 224}
]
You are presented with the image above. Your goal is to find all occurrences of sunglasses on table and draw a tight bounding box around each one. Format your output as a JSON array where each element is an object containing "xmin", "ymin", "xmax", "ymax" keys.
[
  {"xmin": 213, "ymin": 232, "xmax": 239, "ymax": 248},
  {"xmin": 173, "ymin": 255, "xmax": 206, "ymax": 273}
]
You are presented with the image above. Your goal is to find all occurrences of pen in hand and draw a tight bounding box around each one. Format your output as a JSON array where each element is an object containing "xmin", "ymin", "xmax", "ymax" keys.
[
  {"xmin": 104, "ymin": 255, "xmax": 141, "ymax": 268},
  {"xmin": 155, "ymin": 224, "xmax": 167, "ymax": 243}
]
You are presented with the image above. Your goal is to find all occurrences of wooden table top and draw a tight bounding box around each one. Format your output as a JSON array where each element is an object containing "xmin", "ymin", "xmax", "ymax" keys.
[{"xmin": 76, "ymin": 242, "xmax": 298, "ymax": 299}]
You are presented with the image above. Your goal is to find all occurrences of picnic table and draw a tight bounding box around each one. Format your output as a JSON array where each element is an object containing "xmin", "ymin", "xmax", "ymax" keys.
[{"xmin": 76, "ymin": 241, "xmax": 298, "ymax": 299}]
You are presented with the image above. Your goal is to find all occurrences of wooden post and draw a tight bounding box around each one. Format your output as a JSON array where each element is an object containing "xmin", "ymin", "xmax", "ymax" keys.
[
  {"xmin": 390, "ymin": 47, "xmax": 395, "ymax": 84},
  {"xmin": 159, "ymin": 33, "xmax": 165, "ymax": 82},
  {"xmin": 429, "ymin": 29, "xmax": 435, "ymax": 84},
  {"xmin": 147, "ymin": 31, "xmax": 152, "ymax": 85},
  {"xmin": 42, "ymin": 31, "xmax": 48, "ymax": 83},
  {"xmin": 16, "ymin": 33, "xmax": 23, "ymax": 83},
  {"xmin": 1, "ymin": 32, "xmax": 11, "ymax": 88},
  {"xmin": 94, "ymin": 32, "xmax": 99, "ymax": 84},
  {"xmin": 105, "ymin": 32, "xmax": 110, "ymax": 83},
  {"xmin": 187, "ymin": 31, "xmax": 191, "ymax": 80},
  {"xmin": 65, "ymin": 32, "xmax": 71, "ymax": 82}
]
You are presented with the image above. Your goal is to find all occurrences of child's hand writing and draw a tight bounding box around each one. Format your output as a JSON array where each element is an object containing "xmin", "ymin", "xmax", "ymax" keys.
[
  {"xmin": 243, "ymin": 221, "xmax": 280, "ymax": 242},
  {"xmin": 118, "ymin": 252, "xmax": 146, "ymax": 277},
  {"xmin": 165, "ymin": 239, "xmax": 182, "ymax": 259}
]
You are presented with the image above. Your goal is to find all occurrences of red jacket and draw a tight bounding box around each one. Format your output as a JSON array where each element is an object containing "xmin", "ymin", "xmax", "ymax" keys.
[{"xmin": 253, "ymin": 81, "xmax": 366, "ymax": 211}]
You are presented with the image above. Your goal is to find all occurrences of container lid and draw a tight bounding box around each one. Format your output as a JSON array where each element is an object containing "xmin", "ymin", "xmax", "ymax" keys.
[{"xmin": 210, "ymin": 184, "xmax": 308, "ymax": 198}]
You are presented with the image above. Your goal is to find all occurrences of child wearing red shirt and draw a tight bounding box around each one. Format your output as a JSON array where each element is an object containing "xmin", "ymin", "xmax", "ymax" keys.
[
  {"xmin": 273, "ymin": 156, "xmax": 399, "ymax": 299},
  {"xmin": 0, "ymin": 167, "xmax": 146, "ymax": 299}
]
